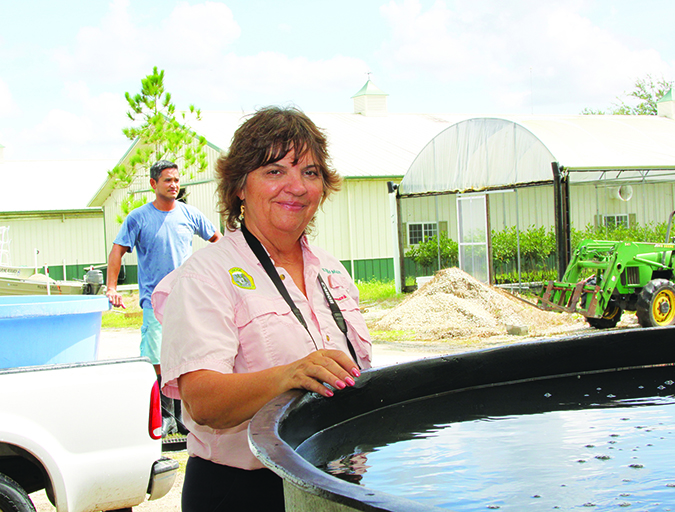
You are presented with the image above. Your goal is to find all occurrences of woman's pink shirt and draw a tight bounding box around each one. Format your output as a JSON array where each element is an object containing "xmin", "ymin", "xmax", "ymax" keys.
[{"xmin": 152, "ymin": 229, "xmax": 372, "ymax": 469}]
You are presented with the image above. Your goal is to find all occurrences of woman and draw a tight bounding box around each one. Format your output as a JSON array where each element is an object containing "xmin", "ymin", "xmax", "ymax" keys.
[{"xmin": 152, "ymin": 106, "xmax": 372, "ymax": 511}]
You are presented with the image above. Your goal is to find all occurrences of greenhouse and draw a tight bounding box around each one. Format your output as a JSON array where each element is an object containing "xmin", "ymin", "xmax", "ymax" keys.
[{"xmin": 391, "ymin": 103, "xmax": 675, "ymax": 291}]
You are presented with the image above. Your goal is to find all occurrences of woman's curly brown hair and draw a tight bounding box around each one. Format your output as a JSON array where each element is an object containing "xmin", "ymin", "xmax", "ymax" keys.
[{"xmin": 215, "ymin": 106, "xmax": 341, "ymax": 232}]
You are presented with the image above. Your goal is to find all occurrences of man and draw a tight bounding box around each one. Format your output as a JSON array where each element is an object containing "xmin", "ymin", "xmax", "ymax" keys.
[{"xmin": 106, "ymin": 159, "xmax": 222, "ymax": 436}]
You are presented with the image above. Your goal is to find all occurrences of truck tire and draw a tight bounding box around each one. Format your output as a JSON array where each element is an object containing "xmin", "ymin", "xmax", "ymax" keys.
[
  {"xmin": 0, "ymin": 473, "xmax": 36, "ymax": 512},
  {"xmin": 586, "ymin": 301, "xmax": 622, "ymax": 329},
  {"xmin": 636, "ymin": 279, "xmax": 675, "ymax": 327}
]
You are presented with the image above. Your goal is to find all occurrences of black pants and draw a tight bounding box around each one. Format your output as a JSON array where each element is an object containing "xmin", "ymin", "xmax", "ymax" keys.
[{"xmin": 182, "ymin": 456, "xmax": 285, "ymax": 512}]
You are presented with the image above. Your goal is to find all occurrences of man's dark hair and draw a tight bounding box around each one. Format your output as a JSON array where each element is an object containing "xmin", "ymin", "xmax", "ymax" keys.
[{"xmin": 150, "ymin": 160, "xmax": 178, "ymax": 181}]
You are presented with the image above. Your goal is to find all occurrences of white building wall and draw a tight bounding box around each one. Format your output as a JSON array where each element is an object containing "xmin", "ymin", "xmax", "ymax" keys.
[
  {"xmin": 311, "ymin": 178, "xmax": 394, "ymax": 261},
  {"xmin": 0, "ymin": 211, "xmax": 105, "ymax": 269},
  {"xmin": 102, "ymin": 147, "xmax": 397, "ymax": 270},
  {"xmin": 570, "ymin": 181, "xmax": 675, "ymax": 230},
  {"xmin": 400, "ymin": 181, "xmax": 675, "ymax": 244},
  {"xmin": 312, "ymin": 184, "xmax": 351, "ymax": 259},
  {"xmin": 399, "ymin": 194, "xmax": 456, "ymax": 248}
]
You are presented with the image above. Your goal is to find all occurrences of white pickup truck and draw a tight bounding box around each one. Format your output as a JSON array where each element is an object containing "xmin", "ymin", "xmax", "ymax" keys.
[{"xmin": 0, "ymin": 357, "xmax": 178, "ymax": 512}]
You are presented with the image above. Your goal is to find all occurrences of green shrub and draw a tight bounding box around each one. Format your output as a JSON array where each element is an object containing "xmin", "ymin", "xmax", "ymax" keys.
[
  {"xmin": 493, "ymin": 268, "xmax": 558, "ymax": 285},
  {"xmin": 571, "ymin": 221, "xmax": 669, "ymax": 246},
  {"xmin": 405, "ymin": 233, "xmax": 459, "ymax": 268},
  {"xmin": 403, "ymin": 221, "xmax": 672, "ymax": 285}
]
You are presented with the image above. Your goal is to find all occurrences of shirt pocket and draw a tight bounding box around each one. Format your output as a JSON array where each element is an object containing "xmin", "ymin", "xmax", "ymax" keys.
[{"xmin": 233, "ymin": 295, "xmax": 313, "ymax": 369}]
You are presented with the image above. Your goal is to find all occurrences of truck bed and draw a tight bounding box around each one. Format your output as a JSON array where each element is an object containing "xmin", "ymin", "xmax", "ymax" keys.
[{"xmin": 0, "ymin": 357, "xmax": 176, "ymax": 511}]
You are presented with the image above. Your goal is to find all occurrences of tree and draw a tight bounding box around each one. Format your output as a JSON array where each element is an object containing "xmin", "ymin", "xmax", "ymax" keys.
[
  {"xmin": 108, "ymin": 67, "xmax": 208, "ymax": 222},
  {"xmin": 581, "ymin": 74, "xmax": 673, "ymax": 116}
]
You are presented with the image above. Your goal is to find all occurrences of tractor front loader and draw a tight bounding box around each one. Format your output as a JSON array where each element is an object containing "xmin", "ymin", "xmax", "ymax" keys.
[{"xmin": 538, "ymin": 211, "xmax": 675, "ymax": 329}]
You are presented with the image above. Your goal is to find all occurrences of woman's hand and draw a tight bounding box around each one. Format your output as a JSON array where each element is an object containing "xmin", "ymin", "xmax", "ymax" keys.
[
  {"xmin": 279, "ymin": 349, "xmax": 361, "ymax": 398},
  {"xmin": 179, "ymin": 350, "xmax": 361, "ymax": 429}
]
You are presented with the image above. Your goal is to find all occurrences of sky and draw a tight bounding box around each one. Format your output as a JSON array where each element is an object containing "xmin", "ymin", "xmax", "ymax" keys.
[{"xmin": 1, "ymin": 0, "xmax": 674, "ymax": 210}]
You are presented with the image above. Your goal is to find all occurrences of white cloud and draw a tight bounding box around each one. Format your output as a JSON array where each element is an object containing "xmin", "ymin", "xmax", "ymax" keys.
[
  {"xmin": 9, "ymin": 0, "xmax": 369, "ymax": 159},
  {"xmin": 159, "ymin": 1, "xmax": 241, "ymax": 64},
  {"xmin": 17, "ymin": 82, "xmax": 129, "ymax": 159},
  {"xmin": 52, "ymin": 0, "xmax": 146, "ymax": 81},
  {"xmin": 153, "ymin": 50, "xmax": 368, "ymax": 114},
  {"xmin": 52, "ymin": 0, "xmax": 242, "ymax": 85},
  {"xmin": 0, "ymin": 79, "xmax": 19, "ymax": 117},
  {"xmin": 47, "ymin": 1, "xmax": 365, "ymax": 110},
  {"xmin": 379, "ymin": 0, "xmax": 674, "ymax": 111},
  {"xmin": 222, "ymin": 52, "xmax": 367, "ymax": 94}
]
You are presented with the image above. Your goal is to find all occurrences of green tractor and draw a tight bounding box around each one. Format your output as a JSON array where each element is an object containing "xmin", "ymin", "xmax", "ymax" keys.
[{"xmin": 538, "ymin": 212, "xmax": 675, "ymax": 329}]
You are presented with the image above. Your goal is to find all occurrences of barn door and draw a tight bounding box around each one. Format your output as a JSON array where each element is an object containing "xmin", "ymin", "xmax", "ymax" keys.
[{"xmin": 456, "ymin": 194, "xmax": 489, "ymax": 283}]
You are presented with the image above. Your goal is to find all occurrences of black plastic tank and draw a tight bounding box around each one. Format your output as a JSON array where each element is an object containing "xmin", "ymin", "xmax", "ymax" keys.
[{"xmin": 249, "ymin": 327, "xmax": 675, "ymax": 511}]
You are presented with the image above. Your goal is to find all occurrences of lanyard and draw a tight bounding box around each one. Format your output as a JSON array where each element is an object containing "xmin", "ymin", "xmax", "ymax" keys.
[{"xmin": 241, "ymin": 225, "xmax": 360, "ymax": 368}]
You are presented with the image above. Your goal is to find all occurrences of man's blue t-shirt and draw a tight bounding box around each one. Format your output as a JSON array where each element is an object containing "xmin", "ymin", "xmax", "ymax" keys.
[{"xmin": 114, "ymin": 202, "xmax": 216, "ymax": 308}]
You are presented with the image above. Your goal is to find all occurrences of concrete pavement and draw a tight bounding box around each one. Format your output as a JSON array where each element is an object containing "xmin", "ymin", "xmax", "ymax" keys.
[{"xmin": 96, "ymin": 328, "xmax": 449, "ymax": 367}]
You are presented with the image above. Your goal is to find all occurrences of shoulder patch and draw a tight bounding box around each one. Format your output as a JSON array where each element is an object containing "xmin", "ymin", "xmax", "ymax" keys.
[{"xmin": 229, "ymin": 267, "xmax": 255, "ymax": 290}]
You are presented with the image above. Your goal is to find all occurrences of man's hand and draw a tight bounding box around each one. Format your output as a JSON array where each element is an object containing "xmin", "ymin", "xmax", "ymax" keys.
[
  {"xmin": 106, "ymin": 244, "xmax": 129, "ymax": 308},
  {"xmin": 106, "ymin": 288, "xmax": 126, "ymax": 309}
]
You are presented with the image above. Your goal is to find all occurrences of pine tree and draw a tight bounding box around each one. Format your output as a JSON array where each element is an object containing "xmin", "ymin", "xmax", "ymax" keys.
[{"xmin": 108, "ymin": 67, "xmax": 208, "ymax": 222}]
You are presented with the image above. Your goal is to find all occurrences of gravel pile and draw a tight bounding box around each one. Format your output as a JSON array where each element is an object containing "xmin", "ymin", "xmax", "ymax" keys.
[{"xmin": 375, "ymin": 267, "xmax": 589, "ymax": 341}]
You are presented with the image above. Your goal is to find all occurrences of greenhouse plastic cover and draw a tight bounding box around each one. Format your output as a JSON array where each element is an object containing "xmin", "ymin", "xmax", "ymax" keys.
[{"xmin": 398, "ymin": 115, "xmax": 675, "ymax": 196}]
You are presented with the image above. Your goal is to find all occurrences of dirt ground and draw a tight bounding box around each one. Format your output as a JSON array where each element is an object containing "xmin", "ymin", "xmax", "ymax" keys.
[
  {"xmin": 29, "ymin": 269, "xmax": 640, "ymax": 511},
  {"xmin": 365, "ymin": 267, "xmax": 639, "ymax": 352}
]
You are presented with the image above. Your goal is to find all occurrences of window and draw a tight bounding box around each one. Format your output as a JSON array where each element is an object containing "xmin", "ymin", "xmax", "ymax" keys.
[
  {"xmin": 604, "ymin": 214, "xmax": 629, "ymax": 229},
  {"xmin": 408, "ymin": 222, "xmax": 438, "ymax": 245}
]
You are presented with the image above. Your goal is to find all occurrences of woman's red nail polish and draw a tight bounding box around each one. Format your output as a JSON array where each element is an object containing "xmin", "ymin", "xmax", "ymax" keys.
[
  {"xmin": 351, "ymin": 368, "xmax": 361, "ymax": 378},
  {"xmin": 345, "ymin": 376, "xmax": 355, "ymax": 386},
  {"xmin": 335, "ymin": 380, "xmax": 346, "ymax": 389}
]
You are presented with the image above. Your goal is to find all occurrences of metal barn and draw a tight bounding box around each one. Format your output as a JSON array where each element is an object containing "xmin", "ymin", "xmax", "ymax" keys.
[{"xmin": 89, "ymin": 81, "xmax": 471, "ymax": 285}]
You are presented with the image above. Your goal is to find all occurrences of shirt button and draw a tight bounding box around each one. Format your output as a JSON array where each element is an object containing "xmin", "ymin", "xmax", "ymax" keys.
[
  {"xmin": 326, "ymin": 335, "xmax": 330, "ymax": 341},
  {"xmin": 280, "ymin": 274, "xmax": 285, "ymax": 280}
]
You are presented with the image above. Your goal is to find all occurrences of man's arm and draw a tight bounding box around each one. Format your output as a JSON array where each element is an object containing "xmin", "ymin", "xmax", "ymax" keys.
[
  {"xmin": 106, "ymin": 244, "xmax": 130, "ymax": 308},
  {"xmin": 208, "ymin": 230, "xmax": 223, "ymax": 243}
]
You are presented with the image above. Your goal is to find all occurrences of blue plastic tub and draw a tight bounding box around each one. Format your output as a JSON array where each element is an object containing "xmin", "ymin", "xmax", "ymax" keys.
[{"xmin": 0, "ymin": 295, "xmax": 110, "ymax": 369}]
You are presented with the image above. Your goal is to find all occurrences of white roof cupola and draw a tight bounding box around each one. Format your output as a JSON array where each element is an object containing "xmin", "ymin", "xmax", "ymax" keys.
[
  {"xmin": 352, "ymin": 79, "xmax": 388, "ymax": 117},
  {"xmin": 657, "ymin": 88, "xmax": 675, "ymax": 119}
]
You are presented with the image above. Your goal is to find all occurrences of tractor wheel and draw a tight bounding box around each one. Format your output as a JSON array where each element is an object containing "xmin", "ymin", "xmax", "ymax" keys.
[
  {"xmin": 636, "ymin": 279, "xmax": 675, "ymax": 327},
  {"xmin": 586, "ymin": 301, "xmax": 623, "ymax": 329}
]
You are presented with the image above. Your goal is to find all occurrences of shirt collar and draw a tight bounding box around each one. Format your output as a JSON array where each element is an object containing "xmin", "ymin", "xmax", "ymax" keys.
[{"xmin": 230, "ymin": 228, "xmax": 320, "ymax": 268}]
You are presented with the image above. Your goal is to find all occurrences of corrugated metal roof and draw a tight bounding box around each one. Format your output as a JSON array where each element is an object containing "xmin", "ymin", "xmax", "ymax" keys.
[
  {"xmin": 399, "ymin": 115, "xmax": 675, "ymax": 196},
  {"xmin": 0, "ymin": 207, "xmax": 102, "ymax": 219},
  {"xmin": 81, "ymin": 110, "xmax": 468, "ymax": 207},
  {"xmin": 195, "ymin": 110, "xmax": 470, "ymax": 179},
  {"xmin": 515, "ymin": 114, "xmax": 675, "ymax": 170}
]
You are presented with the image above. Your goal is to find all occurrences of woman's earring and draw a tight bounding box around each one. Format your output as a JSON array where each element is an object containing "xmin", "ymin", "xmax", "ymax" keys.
[{"xmin": 239, "ymin": 203, "xmax": 245, "ymax": 221}]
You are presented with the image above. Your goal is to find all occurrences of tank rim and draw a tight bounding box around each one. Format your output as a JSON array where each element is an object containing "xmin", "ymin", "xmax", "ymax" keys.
[{"xmin": 249, "ymin": 326, "xmax": 675, "ymax": 512}]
